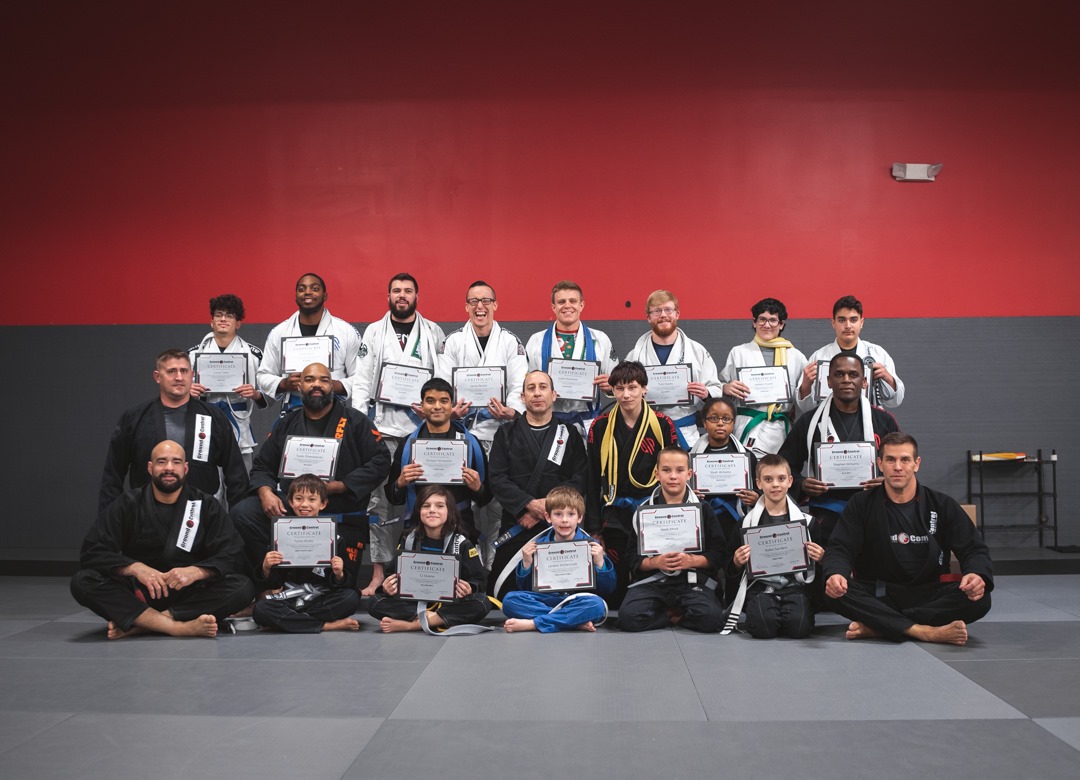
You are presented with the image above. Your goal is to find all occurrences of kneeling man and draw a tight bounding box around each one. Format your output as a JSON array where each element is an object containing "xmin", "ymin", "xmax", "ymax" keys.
[
  {"xmin": 823, "ymin": 433, "xmax": 992, "ymax": 645},
  {"xmin": 72, "ymin": 440, "xmax": 253, "ymax": 639}
]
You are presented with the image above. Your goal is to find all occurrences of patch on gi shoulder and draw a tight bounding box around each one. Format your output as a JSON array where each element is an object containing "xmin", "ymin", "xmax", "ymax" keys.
[
  {"xmin": 359, "ymin": 342, "xmax": 368, "ymax": 358},
  {"xmin": 468, "ymin": 548, "xmax": 479, "ymax": 557}
]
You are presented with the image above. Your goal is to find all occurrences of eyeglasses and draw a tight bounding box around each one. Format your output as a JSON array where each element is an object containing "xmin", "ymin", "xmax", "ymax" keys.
[
  {"xmin": 212, "ymin": 312, "xmax": 237, "ymax": 320},
  {"xmin": 754, "ymin": 316, "xmax": 780, "ymax": 327},
  {"xmin": 648, "ymin": 307, "xmax": 677, "ymax": 317},
  {"xmin": 704, "ymin": 415, "xmax": 735, "ymax": 424},
  {"xmin": 466, "ymin": 297, "xmax": 495, "ymax": 306}
]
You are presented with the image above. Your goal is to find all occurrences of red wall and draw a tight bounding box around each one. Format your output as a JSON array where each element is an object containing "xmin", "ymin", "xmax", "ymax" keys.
[{"xmin": 3, "ymin": 1, "xmax": 1079, "ymax": 325}]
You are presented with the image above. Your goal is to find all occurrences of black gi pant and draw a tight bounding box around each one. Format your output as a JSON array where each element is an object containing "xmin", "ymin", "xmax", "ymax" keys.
[
  {"xmin": 70, "ymin": 569, "xmax": 254, "ymax": 631},
  {"xmin": 826, "ymin": 579, "xmax": 992, "ymax": 640},
  {"xmin": 599, "ymin": 505, "xmax": 637, "ymax": 609},
  {"xmin": 367, "ymin": 592, "xmax": 490, "ymax": 627},
  {"xmin": 618, "ymin": 578, "xmax": 725, "ymax": 633},
  {"xmin": 252, "ymin": 588, "xmax": 360, "ymax": 633},
  {"xmin": 744, "ymin": 583, "xmax": 814, "ymax": 639}
]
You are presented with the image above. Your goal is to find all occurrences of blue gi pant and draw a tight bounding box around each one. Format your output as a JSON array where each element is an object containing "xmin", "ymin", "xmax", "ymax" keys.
[{"xmin": 501, "ymin": 591, "xmax": 607, "ymax": 633}]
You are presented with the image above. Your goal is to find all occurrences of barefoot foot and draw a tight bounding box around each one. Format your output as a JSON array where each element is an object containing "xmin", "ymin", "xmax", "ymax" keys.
[
  {"xmin": 168, "ymin": 614, "xmax": 219, "ymax": 638},
  {"xmin": 323, "ymin": 618, "xmax": 361, "ymax": 632},
  {"xmin": 908, "ymin": 620, "xmax": 968, "ymax": 646},
  {"xmin": 504, "ymin": 618, "xmax": 537, "ymax": 633},
  {"xmin": 106, "ymin": 621, "xmax": 145, "ymax": 640},
  {"xmin": 379, "ymin": 617, "xmax": 419, "ymax": 633},
  {"xmin": 577, "ymin": 621, "xmax": 596, "ymax": 632},
  {"xmin": 845, "ymin": 621, "xmax": 881, "ymax": 640}
]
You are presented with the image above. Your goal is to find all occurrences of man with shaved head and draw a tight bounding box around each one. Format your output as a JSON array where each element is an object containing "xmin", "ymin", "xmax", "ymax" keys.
[
  {"xmin": 230, "ymin": 363, "xmax": 391, "ymax": 584},
  {"xmin": 72, "ymin": 440, "xmax": 254, "ymax": 639}
]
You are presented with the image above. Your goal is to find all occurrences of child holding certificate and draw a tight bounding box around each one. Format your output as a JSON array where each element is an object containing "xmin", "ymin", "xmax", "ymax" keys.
[
  {"xmin": 502, "ymin": 486, "xmax": 615, "ymax": 633},
  {"xmin": 619, "ymin": 447, "xmax": 728, "ymax": 633},
  {"xmin": 723, "ymin": 455, "xmax": 823, "ymax": 638},
  {"xmin": 691, "ymin": 396, "xmax": 759, "ymax": 601},
  {"xmin": 252, "ymin": 474, "xmax": 361, "ymax": 633},
  {"xmin": 367, "ymin": 485, "xmax": 491, "ymax": 633}
]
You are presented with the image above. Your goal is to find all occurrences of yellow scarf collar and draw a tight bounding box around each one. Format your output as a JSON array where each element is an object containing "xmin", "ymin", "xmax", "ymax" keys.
[
  {"xmin": 752, "ymin": 335, "xmax": 794, "ymax": 366},
  {"xmin": 752, "ymin": 335, "xmax": 794, "ymax": 421}
]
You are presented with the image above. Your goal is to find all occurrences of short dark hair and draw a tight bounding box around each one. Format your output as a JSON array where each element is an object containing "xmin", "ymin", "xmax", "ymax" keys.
[
  {"xmin": 551, "ymin": 280, "xmax": 583, "ymax": 303},
  {"xmin": 829, "ymin": 352, "xmax": 864, "ymax": 373},
  {"xmin": 701, "ymin": 395, "xmax": 738, "ymax": 420},
  {"xmin": 756, "ymin": 453, "xmax": 790, "ymax": 477},
  {"xmin": 156, "ymin": 349, "xmax": 191, "ymax": 369},
  {"xmin": 287, "ymin": 473, "xmax": 328, "ymax": 502},
  {"xmin": 208, "ymin": 294, "xmax": 245, "ymax": 321},
  {"xmin": 609, "ymin": 360, "xmax": 648, "ymax": 388},
  {"xmin": 421, "ymin": 377, "xmax": 453, "ymax": 401},
  {"xmin": 656, "ymin": 445, "xmax": 690, "ymax": 467},
  {"xmin": 389, "ymin": 273, "xmax": 418, "ymax": 294},
  {"xmin": 751, "ymin": 297, "xmax": 788, "ymax": 322},
  {"xmin": 296, "ymin": 272, "xmax": 327, "ymax": 293},
  {"xmin": 833, "ymin": 295, "xmax": 863, "ymax": 317},
  {"xmin": 880, "ymin": 432, "xmax": 918, "ymax": 458},
  {"xmin": 412, "ymin": 485, "xmax": 464, "ymax": 537},
  {"xmin": 466, "ymin": 280, "xmax": 495, "ymax": 299}
]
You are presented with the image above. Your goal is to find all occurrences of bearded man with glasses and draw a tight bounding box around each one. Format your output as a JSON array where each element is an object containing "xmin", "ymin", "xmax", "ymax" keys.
[{"xmin": 625, "ymin": 289, "xmax": 724, "ymax": 449}]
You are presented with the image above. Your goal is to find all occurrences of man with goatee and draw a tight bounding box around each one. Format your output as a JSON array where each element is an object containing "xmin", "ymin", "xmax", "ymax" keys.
[
  {"xmin": 230, "ymin": 363, "xmax": 391, "ymax": 577},
  {"xmin": 72, "ymin": 440, "xmax": 254, "ymax": 639}
]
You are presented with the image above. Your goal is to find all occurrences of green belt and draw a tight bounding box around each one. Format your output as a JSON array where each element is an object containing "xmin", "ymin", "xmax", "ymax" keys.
[{"xmin": 736, "ymin": 407, "xmax": 790, "ymax": 444}]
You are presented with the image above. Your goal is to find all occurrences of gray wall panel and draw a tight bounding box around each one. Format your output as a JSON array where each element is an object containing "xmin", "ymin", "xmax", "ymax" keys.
[{"xmin": 2, "ymin": 316, "xmax": 1075, "ymax": 560}]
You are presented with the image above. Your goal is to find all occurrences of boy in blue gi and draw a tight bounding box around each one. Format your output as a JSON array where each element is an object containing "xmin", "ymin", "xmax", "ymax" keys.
[
  {"xmin": 503, "ymin": 486, "xmax": 615, "ymax": 632},
  {"xmin": 252, "ymin": 474, "xmax": 361, "ymax": 633}
]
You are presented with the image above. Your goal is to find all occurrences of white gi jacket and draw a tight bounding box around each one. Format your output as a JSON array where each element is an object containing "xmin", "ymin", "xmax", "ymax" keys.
[
  {"xmin": 256, "ymin": 309, "xmax": 362, "ymax": 406},
  {"xmin": 188, "ymin": 334, "xmax": 265, "ymax": 454},
  {"xmin": 437, "ymin": 321, "xmax": 528, "ymax": 442},
  {"xmin": 525, "ymin": 322, "xmax": 618, "ymax": 426},
  {"xmin": 797, "ymin": 339, "xmax": 905, "ymax": 413},
  {"xmin": 351, "ymin": 312, "xmax": 446, "ymax": 438},
  {"xmin": 720, "ymin": 340, "xmax": 807, "ymax": 456},
  {"xmin": 626, "ymin": 329, "xmax": 723, "ymax": 447}
]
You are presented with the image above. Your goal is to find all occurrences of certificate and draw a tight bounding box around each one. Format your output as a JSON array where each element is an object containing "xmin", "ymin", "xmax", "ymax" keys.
[
  {"xmin": 814, "ymin": 359, "xmax": 833, "ymax": 403},
  {"xmin": 397, "ymin": 552, "xmax": 458, "ymax": 602},
  {"xmin": 745, "ymin": 521, "xmax": 810, "ymax": 579},
  {"xmin": 548, "ymin": 358, "xmax": 600, "ymax": 403},
  {"xmin": 273, "ymin": 516, "xmax": 335, "ymax": 567},
  {"xmin": 636, "ymin": 504, "xmax": 702, "ymax": 555},
  {"xmin": 279, "ymin": 435, "xmax": 341, "ymax": 480},
  {"xmin": 453, "ymin": 366, "xmax": 506, "ymax": 406},
  {"xmin": 411, "ymin": 438, "xmax": 467, "ymax": 484},
  {"xmin": 533, "ymin": 540, "xmax": 596, "ymax": 592},
  {"xmin": 645, "ymin": 363, "xmax": 692, "ymax": 406},
  {"xmin": 737, "ymin": 365, "xmax": 791, "ymax": 405},
  {"xmin": 377, "ymin": 363, "xmax": 432, "ymax": 408},
  {"xmin": 691, "ymin": 452, "xmax": 750, "ymax": 495},
  {"xmin": 281, "ymin": 335, "xmax": 333, "ymax": 373},
  {"xmin": 815, "ymin": 441, "xmax": 877, "ymax": 489},
  {"xmin": 193, "ymin": 352, "xmax": 247, "ymax": 393}
]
